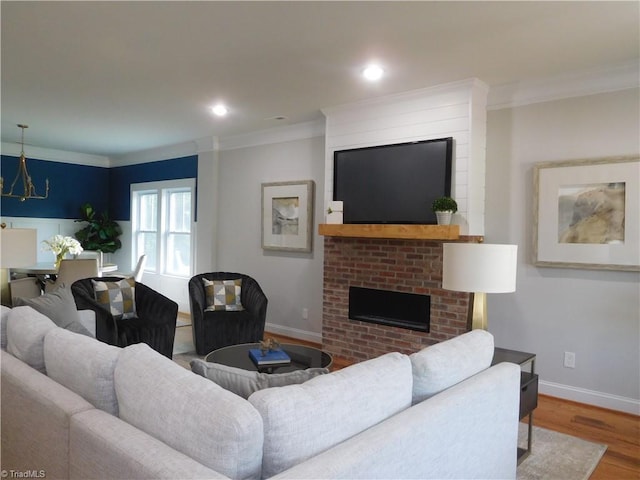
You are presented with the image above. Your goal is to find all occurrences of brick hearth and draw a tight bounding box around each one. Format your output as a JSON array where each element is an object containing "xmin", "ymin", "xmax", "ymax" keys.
[{"xmin": 322, "ymin": 237, "xmax": 472, "ymax": 363}]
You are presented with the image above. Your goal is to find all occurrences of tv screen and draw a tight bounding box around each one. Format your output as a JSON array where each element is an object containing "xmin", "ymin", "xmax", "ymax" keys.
[{"xmin": 333, "ymin": 137, "xmax": 453, "ymax": 224}]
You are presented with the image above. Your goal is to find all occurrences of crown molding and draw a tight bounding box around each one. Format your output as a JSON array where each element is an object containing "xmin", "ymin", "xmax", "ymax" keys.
[
  {"xmin": 195, "ymin": 136, "xmax": 218, "ymax": 153},
  {"xmin": 488, "ymin": 60, "xmax": 639, "ymax": 110},
  {"xmin": 0, "ymin": 142, "xmax": 110, "ymax": 167},
  {"xmin": 217, "ymin": 119, "xmax": 325, "ymax": 151},
  {"xmin": 109, "ymin": 140, "xmax": 200, "ymax": 167}
]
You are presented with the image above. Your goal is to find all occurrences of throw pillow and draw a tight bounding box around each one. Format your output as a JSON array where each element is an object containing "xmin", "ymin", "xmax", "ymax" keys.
[
  {"xmin": 6, "ymin": 306, "xmax": 57, "ymax": 373},
  {"xmin": 92, "ymin": 277, "xmax": 136, "ymax": 320},
  {"xmin": 1, "ymin": 305, "xmax": 11, "ymax": 349},
  {"xmin": 409, "ymin": 329, "xmax": 494, "ymax": 404},
  {"xmin": 116, "ymin": 343, "xmax": 263, "ymax": 480},
  {"xmin": 13, "ymin": 284, "xmax": 92, "ymax": 337},
  {"xmin": 44, "ymin": 327, "xmax": 121, "ymax": 415},
  {"xmin": 190, "ymin": 359, "xmax": 329, "ymax": 399},
  {"xmin": 202, "ymin": 278, "xmax": 244, "ymax": 312}
]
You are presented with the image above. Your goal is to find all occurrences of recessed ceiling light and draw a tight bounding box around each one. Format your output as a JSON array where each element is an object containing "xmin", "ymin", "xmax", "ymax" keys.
[
  {"xmin": 211, "ymin": 104, "xmax": 228, "ymax": 117},
  {"xmin": 363, "ymin": 64, "xmax": 384, "ymax": 81}
]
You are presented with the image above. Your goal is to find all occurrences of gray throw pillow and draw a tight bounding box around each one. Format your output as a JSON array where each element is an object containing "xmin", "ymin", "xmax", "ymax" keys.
[
  {"xmin": 410, "ymin": 329, "xmax": 494, "ymax": 404},
  {"xmin": 1, "ymin": 305, "xmax": 12, "ymax": 350},
  {"xmin": 190, "ymin": 359, "xmax": 329, "ymax": 399},
  {"xmin": 14, "ymin": 285, "xmax": 92, "ymax": 337}
]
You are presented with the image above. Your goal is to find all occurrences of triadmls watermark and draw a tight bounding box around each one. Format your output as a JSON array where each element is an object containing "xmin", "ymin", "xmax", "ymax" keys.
[{"xmin": 1, "ymin": 470, "xmax": 46, "ymax": 479}]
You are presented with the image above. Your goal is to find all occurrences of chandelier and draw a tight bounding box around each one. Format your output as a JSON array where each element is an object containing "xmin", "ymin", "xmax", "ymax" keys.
[{"xmin": 1, "ymin": 124, "xmax": 50, "ymax": 201}]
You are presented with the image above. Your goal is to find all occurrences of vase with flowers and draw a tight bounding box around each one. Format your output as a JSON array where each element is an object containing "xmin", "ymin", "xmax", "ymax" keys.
[{"xmin": 42, "ymin": 235, "xmax": 83, "ymax": 269}]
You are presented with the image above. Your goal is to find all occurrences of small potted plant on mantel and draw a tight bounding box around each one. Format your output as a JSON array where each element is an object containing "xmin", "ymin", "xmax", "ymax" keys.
[{"xmin": 432, "ymin": 196, "xmax": 458, "ymax": 225}]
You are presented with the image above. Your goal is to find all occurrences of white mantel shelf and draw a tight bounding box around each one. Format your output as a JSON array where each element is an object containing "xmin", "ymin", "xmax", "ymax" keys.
[{"xmin": 318, "ymin": 223, "xmax": 461, "ymax": 240}]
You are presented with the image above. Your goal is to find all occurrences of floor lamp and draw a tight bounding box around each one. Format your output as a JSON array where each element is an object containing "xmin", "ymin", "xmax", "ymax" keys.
[
  {"xmin": 0, "ymin": 226, "xmax": 37, "ymax": 305},
  {"xmin": 442, "ymin": 243, "xmax": 518, "ymax": 330}
]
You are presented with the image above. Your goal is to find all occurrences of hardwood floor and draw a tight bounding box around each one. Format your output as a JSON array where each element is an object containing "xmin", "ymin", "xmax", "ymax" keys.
[
  {"xmin": 265, "ymin": 332, "xmax": 640, "ymax": 479},
  {"xmin": 533, "ymin": 394, "xmax": 639, "ymax": 479}
]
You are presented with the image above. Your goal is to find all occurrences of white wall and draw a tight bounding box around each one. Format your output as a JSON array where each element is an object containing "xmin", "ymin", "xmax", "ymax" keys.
[
  {"xmin": 486, "ymin": 88, "xmax": 640, "ymax": 414},
  {"xmin": 216, "ymin": 136, "xmax": 326, "ymax": 343}
]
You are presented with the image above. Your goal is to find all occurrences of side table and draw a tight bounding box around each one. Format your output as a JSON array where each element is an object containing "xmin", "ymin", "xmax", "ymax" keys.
[{"xmin": 492, "ymin": 347, "xmax": 538, "ymax": 464}]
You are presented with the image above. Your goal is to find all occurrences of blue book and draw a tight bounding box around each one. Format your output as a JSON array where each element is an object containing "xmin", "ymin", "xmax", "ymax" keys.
[{"xmin": 249, "ymin": 348, "xmax": 291, "ymax": 366}]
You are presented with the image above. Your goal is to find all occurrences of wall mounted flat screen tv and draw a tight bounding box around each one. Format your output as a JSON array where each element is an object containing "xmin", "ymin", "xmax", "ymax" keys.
[{"xmin": 333, "ymin": 137, "xmax": 453, "ymax": 224}]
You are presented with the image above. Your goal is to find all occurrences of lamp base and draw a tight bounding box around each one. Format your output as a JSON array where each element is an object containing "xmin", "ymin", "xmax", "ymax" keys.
[
  {"xmin": 470, "ymin": 292, "xmax": 488, "ymax": 330},
  {"xmin": 1, "ymin": 268, "xmax": 11, "ymax": 306}
]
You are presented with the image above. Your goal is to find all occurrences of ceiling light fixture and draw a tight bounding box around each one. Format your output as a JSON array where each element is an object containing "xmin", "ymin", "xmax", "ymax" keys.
[
  {"xmin": 211, "ymin": 104, "xmax": 228, "ymax": 117},
  {"xmin": 0, "ymin": 124, "xmax": 49, "ymax": 202},
  {"xmin": 363, "ymin": 64, "xmax": 384, "ymax": 81}
]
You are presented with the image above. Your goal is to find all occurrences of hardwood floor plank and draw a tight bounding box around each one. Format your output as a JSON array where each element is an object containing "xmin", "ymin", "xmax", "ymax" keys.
[{"xmin": 533, "ymin": 394, "xmax": 639, "ymax": 479}]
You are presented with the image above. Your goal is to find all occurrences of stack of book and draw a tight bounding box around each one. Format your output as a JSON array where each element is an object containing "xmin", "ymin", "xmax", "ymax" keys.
[{"xmin": 248, "ymin": 348, "xmax": 291, "ymax": 367}]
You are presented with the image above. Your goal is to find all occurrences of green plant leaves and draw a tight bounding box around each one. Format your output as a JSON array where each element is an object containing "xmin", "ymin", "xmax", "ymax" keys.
[{"xmin": 74, "ymin": 203, "xmax": 122, "ymax": 253}]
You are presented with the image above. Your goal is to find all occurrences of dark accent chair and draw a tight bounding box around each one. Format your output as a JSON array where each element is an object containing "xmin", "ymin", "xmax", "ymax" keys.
[
  {"xmin": 189, "ymin": 272, "xmax": 268, "ymax": 355},
  {"xmin": 71, "ymin": 277, "xmax": 178, "ymax": 358}
]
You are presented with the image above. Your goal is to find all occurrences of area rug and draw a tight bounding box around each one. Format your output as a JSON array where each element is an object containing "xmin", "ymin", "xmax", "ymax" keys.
[
  {"xmin": 517, "ymin": 424, "xmax": 607, "ymax": 480},
  {"xmin": 173, "ymin": 350, "xmax": 201, "ymax": 369},
  {"xmin": 176, "ymin": 318, "xmax": 191, "ymax": 327}
]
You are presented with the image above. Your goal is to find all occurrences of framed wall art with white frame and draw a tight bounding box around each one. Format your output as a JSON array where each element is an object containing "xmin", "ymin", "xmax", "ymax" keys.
[
  {"xmin": 533, "ymin": 156, "xmax": 639, "ymax": 271},
  {"xmin": 261, "ymin": 180, "xmax": 314, "ymax": 253}
]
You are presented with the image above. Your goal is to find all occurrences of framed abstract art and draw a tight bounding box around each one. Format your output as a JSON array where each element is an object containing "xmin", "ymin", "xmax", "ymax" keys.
[
  {"xmin": 261, "ymin": 180, "xmax": 314, "ymax": 253},
  {"xmin": 533, "ymin": 156, "xmax": 639, "ymax": 271}
]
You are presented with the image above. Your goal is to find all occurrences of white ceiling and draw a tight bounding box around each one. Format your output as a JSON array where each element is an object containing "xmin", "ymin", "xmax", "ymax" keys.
[{"xmin": 1, "ymin": 1, "xmax": 638, "ymax": 157}]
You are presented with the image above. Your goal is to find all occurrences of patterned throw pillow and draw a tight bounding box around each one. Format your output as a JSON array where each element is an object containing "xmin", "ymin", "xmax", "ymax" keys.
[
  {"xmin": 92, "ymin": 277, "xmax": 137, "ymax": 320},
  {"xmin": 203, "ymin": 278, "xmax": 244, "ymax": 312}
]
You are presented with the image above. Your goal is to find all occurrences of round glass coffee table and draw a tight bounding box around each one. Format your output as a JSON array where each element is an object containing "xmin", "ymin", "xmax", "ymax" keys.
[{"xmin": 205, "ymin": 342, "xmax": 332, "ymax": 373}]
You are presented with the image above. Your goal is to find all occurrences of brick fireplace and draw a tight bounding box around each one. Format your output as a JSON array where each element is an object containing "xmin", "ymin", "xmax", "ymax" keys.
[
  {"xmin": 322, "ymin": 236, "xmax": 473, "ymax": 363},
  {"xmin": 320, "ymin": 80, "xmax": 489, "ymax": 363}
]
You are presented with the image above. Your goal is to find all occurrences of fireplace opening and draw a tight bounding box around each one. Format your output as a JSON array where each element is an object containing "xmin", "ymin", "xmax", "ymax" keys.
[{"xmin": 348, "ymin": 286, "xmax": 430, "ymax": 332}]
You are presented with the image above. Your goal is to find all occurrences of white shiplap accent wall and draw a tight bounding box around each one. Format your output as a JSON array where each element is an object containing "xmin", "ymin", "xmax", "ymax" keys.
[{"xmin": 321, "ymin": 78, "xmax": 489, "ymax": 236}]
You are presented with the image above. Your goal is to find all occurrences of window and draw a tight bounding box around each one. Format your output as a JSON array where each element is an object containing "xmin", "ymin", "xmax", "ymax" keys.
[{"xmin": 131, "ymin": 179, "xmax": 195, "ymax": 277}]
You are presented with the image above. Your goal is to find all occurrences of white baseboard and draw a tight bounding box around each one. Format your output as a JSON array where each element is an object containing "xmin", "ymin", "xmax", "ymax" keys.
[
  {"xmin": 539, "ymin": 380, "xmax": 640, "ymax": 416},
  {"xmin": 264, "ymin": 322, "xmax": 322, "ymax": 345}
]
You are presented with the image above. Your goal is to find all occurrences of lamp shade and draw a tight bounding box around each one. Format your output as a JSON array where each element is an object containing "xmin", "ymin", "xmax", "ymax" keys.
[
  {"xmin": 442, "ymin": 243, "xmax": 518, "ymax": 293},
  {"xmin": 0, "ymin": 228, "xmax": 37, "ymax": 268}
]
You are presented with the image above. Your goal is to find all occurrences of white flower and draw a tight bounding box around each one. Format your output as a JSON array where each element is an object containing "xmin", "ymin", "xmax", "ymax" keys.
[{"xmin": 42, "ymin": 235, "xmax": 83, "ymax": 256}]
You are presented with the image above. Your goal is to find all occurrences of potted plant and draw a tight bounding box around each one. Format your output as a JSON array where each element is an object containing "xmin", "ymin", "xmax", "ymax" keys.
[
  {"xmin": 432, "ymin": 196, "xmax": 457, "ymax": 225},
  {"xmin": 74, "ymin": 203, "xmax": 122, "ymax": 253}
]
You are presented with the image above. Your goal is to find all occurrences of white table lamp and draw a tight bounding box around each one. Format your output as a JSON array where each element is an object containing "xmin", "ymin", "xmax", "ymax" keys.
[
  {"xmin": 1, "ymin": 226, "xmax": 38, "ymax": 305},
  {"xmin": 442, "ymin": 243, "xmax": 518, "ymax": 330},
  {"xmin": 1, "ymin": 227, "xmax": 38, "ymax": 268}
]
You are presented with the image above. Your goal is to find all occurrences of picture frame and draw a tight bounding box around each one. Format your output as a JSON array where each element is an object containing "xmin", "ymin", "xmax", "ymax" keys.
[
  {"xmin": 533, "ymin": 156, "xmax": 639, "ymax": 271},
  {"xmin": 261, "ymin": 180, "xmax": 314, "ymax": 253}
]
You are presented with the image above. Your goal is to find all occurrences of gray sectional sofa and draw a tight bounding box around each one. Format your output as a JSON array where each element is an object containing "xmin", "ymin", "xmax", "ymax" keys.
[{"xmin": 1, "ymin": 305, "xmax": 521, "ymax": 479}]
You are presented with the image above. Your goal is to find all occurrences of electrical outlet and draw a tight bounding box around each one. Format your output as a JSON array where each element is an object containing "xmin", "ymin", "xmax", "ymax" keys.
[
  {"xmin": 564, "ymin": 351, "xmax": 576, "ymax": 368},
  {"xmin": 302, "ymin": 308, "xmax": 308, "ymax": 320}
]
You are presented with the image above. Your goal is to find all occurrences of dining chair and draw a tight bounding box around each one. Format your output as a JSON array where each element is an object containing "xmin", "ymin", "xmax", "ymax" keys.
[
  {"xmin": 9, "ymin": 277, "xmax": 42, "ymax": 305},
  {"xmin": 74, "ymin": 250, "xmax": 104, "ymax": 269},
  {"xmin": 45, "ymin": 259, "xmax": 99, "ymax": 293},
  {"xmin": 111, "ymin": 254, "xmax": 147, "ymax": 282}
]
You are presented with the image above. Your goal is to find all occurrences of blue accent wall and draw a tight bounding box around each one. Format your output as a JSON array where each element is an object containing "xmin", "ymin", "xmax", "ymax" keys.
[
  {"xmin": 109, "ymin": 155, "xmax": 198, "ymax": 221},
  {"xmin": 1, "ymin": 154, "xmax": 198, "ymax": 221},
  {"xmin": 0, "ymin": 155, "xmax": 109, "ymax": 219}
]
